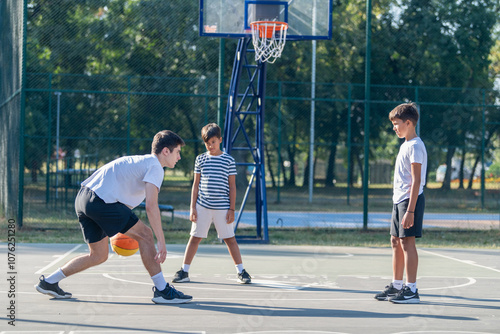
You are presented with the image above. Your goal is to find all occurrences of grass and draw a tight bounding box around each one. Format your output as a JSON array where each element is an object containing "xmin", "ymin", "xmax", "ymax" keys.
[
  {"xmin": 2, "ymin": 223, "xmax": 499, "ymax": 249},
  {"xmin": 2, "ymin": 175, "xmax": 498, "ymax": 248}
]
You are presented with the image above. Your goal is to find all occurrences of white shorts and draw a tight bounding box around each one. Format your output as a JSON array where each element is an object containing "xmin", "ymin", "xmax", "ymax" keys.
[{"xmin": 190, "ymin": 204, "xmax": 235, "ymax": 239}]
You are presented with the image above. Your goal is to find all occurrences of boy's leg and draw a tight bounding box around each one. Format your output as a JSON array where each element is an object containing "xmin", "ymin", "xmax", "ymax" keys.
[
  {"xmin": 183, "ymin": 236, "xmax": 203, "ymax": 265},
  {"xmin": 126, "ymin": 221, "xmax": 192, "ymax": 304},
  {"xmin": 173, "ymin": 211, "xmax": 209, "ymax": 283},
  {"xmin": 35, "ymin": 237, "xmax": 109, "ymax": 299},
  {"xmin": 61, "ymin": 238, "xmax": 109, "ymax": 277},
  {"xmin": 223, "ymin": 236, "xmax": 242, "ymax": 265},
  {"xmin": 374, "ymin": 236, "xmax": 405, "ymax": 301},
  {"xmin": 400, "ymin": 236, "xmax": 418, "ymax": 284},
  {"xmin": 391, "ymin": 236, "xmax": 405, "ymax": 282},
  {"xmin": 172, "ymin": 236, "xmax": 203, "ymax": 283},
  {"xmin": 125, "ymin": 220, "xmax": 162, "ymax": 277},
  {"xmin": 224, "ymin": 237, "xmax": 251, "ymax": 284},
  {"xmin": 389, "ymin": 236, "xmax": 420, "ymax": 303}
]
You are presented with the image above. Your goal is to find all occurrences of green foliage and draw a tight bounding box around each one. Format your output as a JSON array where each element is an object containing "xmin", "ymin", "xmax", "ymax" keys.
[
  {"xmin": 23, "ymin": 0, "xmax": 500, "ymax": 193},
  {"xmin": 488, "ymin": 163, "xmax": 500, "ymax": 177}
]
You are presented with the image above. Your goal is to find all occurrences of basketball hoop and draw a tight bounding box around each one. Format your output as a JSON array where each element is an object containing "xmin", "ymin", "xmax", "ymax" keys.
[{"xmin": 250, "ymin": 21, "xmax": 288, "ymax": 63}]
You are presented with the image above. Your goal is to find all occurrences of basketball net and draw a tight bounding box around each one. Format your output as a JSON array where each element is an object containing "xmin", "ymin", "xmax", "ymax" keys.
[{"xmin": 250, "ymin": 21, "xmax": 288, "ymax": 64}]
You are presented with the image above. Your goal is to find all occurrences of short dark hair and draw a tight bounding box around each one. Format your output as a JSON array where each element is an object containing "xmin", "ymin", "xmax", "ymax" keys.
[
  {"xmin": 201, "ymin": 123, "xmax": 221, "ymax": 142},
  {"xmin": 151, "ymin": 130, "xmax": 185, "ymax": 154},
  {"xmin": 389, "ymin": 102, "xmax": 419, "ymax": 125}
]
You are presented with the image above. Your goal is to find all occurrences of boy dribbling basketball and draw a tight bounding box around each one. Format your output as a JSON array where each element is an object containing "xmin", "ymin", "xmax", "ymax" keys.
[
  {"xmin": 375, "ymin": 103, "xmax": 427, "ymax": 304},
  {"xmin": 35, "ymin": 130, "xmax": 192, "ymax": 304}
]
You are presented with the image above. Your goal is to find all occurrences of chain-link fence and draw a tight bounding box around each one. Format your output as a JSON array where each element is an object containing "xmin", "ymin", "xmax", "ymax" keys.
[{"xmin": 2, "ymin": 1, "xmax": 500, "ymax": 231}]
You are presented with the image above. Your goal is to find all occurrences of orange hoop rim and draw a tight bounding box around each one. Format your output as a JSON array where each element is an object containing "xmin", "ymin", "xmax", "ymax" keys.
[{"xmin": 250, "ymin": 21, "xmax": 288, "ymax": 39}]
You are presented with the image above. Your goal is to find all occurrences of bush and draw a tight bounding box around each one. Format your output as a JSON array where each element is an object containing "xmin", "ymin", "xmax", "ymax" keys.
[{"xmin": 487, "ymin": 163, "xmax": 500, "ymax": 178}]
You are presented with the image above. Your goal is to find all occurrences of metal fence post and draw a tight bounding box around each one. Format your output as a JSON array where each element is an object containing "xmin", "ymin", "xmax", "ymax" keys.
[
  {"xmin": 127, "ymin": 76, "xmax": 131, "ymax": 155},
  {"xmin": 45, "ymin": 73, "xmax": 53, "ymax": 205},
  {"xmin": 363, "ymin": 0, "xmax": 373, "ymax": 230},
  {"xmin": 17, "ymin": 0, "xmax": 28, "ymax": 227},
  {"xmin": 481, "ymin": 89, "xmax": 486, "ymax": 209},
  {"xmin": 347, "ymin": 84, "xmax": 352, "ymax": 206},
  {"xmin": 277, "ymin": 81, "xmax": 282, "ymax": 203}
]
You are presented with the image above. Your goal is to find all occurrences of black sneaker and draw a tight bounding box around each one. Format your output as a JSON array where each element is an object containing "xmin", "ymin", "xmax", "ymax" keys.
[
  {"xmin": 34, "ymin": 275, "xmax": 72, "ymax": 299},
  {"xmin": 152, "ymin": 283, "xmax": 192, "ymax": 304},
  {"xmin": 237, "ymin": 269, "xmax": 252, "ymax": 284},
  {"xmin": 374, "ymin": 283, "xmax": 400, "ymax": 301},
  {"xmin": 172, "ymin": 268, "xmax": 190, "ymax": 283},
  {"xmin": 389, "ymin": 286, "xmax": 420, "ymax": 304}
]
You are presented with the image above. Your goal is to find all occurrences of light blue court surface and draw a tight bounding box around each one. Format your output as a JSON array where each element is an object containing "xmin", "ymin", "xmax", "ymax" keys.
[
  {"xmin": 1, "ymin": 243, "xmax": 499, "ymax": 334},
  {"xmin": 175, "ymin": 211, "xmax": 500, "ymax": 229}
]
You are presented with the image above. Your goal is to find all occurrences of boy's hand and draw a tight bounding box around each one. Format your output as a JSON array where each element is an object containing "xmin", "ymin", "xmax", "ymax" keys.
[
  {"xmin": 226, "ymin": 209, "xmax": 235, "ymax": 224},
  {"xmin": 155, "ymin": 240, "xmax": 167, "ymax": 264},
  {"xmin": 190, "ymin": 208, "xmax": 197, "ymax": 222},
  {"xmin": 402, "ymin": 212, "xmax": 414, "ymax": 229}
]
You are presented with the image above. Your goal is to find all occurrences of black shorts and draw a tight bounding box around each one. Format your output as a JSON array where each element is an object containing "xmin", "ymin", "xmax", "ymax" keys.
[
  {"xmin": 390, "ymin": 193, "xmax": 425, "ymax": 238},
  {"xmin": 75, "ymin": 187, "xmax": 139, "ymax": 244}
]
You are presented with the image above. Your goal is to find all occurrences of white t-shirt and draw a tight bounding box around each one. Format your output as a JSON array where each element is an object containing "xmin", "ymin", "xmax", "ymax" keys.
[
  {"xmin": 393, "ymin": 137, "xmax": 427, "ymax": 204},
  {"xmin": 81, "ymin": 154, "xmax": 164, "ymax": 208}
]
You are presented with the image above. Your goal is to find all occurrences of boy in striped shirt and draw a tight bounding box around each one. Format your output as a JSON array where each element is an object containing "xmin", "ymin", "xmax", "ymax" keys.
[{"xmin": 172, "ymin": 123, "xmax": 251, "ymax": 284}]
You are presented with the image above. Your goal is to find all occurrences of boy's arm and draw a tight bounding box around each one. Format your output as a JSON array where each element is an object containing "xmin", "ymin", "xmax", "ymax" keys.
[
  {"xmin": 402, "ymin": 162, "xmax": 422, "ymax": 229},
  {"xmin": 190, "ymin": 173, "xmax": 201, "ymax": 222},
  {"xmin": 144, "ymin": 182, "xmax": 167, "ymax": 263},
  {"xmin": 226, "ymin": 174, "xmax": 236, "ymax": 224}
]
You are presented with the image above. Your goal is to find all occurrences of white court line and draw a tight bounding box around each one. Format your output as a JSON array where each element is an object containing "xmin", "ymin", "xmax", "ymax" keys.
[
  {"xmin": 35, "ymin": 245, "xmax": 83, "ymax": 274},
  {"xmin": 103, "ymin": 273, "xmax": 336, "ymax": 292},
  {"xmin": 393, "ymin": 331, "xmax": 498, "ymax": 334},
  {"xmin": 69, "ymin": 331, "xmax": 206, "ymax": 334},
  {"xmin": 235, "ymin": 331, "xmax": 350, "ymax": 334},
  {"xmin": 421, "ymin": 249, "xmax": 500, "ymax": 273},
  {"xmin": 0, "ymin": 332, "xmax": 64, "ymax": 334},
  {"xmin": 418, "ymin": 277, "xmax": 476, "ymax": 291}
]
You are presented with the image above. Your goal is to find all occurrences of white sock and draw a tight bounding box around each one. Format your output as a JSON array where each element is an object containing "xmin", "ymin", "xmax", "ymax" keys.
[
  {"xmin": 45, "ymin": 268, "xmax": 66, "ymax": 284},
  {"xmin": 406, "ymin": 282, "xmax": 417, "ymax": 293},
  {"xmin": 392, "ymin": 279, "xmax": 404, "ymax": 290},
  {"xmin": 151, "ymin": 272, "xmax": 167, "ymax": 291},
  {"xmin": 235, "ymin": 263, "xmax": 244, "ymax": 274},
  {"xmin": 182, "ymin": 264, "xmax": 190, "ymax": 272}
]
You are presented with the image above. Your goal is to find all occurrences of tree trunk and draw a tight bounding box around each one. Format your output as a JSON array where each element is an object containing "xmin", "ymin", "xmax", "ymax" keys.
[
  {"xmin": 348, "ymin": 147, "xmax": 357, "ymax": 187},
  {"xmin": 265, "ymin": 144, "xmax": 276, "ymax": 188},
  {"xmin": 325, "ymin": 140, "xmax": 338, "ymax": 188},
  {"xmin": 468, "ymin": 154, "xmax": 480, "ymax": 189},
  {"xmin": 467, "ymin": 125, "xmax": 499, "ymax": 189},
  {"xmin": 441, "ymin": 146, "xmax": 456, "ymax": 190},
  {"xmin": 279, "ymin": 151, "xmax": 288, "ymax": 186},
  {"xmin": 31, "ymin": 160, "xmax": 38, "ymax": 183},
  {"xmin": 356, "ymin": 153, "xmax": 364, "ymax": 185},
  {"xmin": 458, "ymin": 147, "xmax": 466, "ymax": 189},
  {"xmin": 302, "ymin": 150, "xmax": 310, "ymax": 188}
]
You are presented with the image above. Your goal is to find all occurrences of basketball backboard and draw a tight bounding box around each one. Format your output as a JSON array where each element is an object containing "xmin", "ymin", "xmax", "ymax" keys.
[{"xmin": 200, "ymin": 0, "xmax": 332, "ymax": 40}]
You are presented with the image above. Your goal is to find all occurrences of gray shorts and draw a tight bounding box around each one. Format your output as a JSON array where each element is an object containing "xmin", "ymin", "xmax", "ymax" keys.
[{"xmin": 390, "ymin": 193, "xmax": 425, "ymax": 238}]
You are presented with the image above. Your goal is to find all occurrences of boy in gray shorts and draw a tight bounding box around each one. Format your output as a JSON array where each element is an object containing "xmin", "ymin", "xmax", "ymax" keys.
[
  {"xmin": 375, "ymin": 103, "xmax": 427, "ymax": 304},
  {"xmin": 172, "ymin": 123, "xmax": 251, "ymax": 284}
]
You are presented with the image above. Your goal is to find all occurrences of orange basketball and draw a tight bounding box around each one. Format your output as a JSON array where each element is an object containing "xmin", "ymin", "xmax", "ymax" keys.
[{"xmin": 110, "ymin": 233, "xmax": 139, "ymax": 256}]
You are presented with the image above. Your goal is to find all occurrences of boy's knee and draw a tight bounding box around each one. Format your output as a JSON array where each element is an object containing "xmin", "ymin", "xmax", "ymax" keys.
[
  {"xmin": 223, "ymin": 236, "xmax": 237, "ymax": 245},
  {"xmin": 127, "ymin": 223, "xmax": 154, "ymax": 244},
  {"xmin": 390, "ymin": 236, "xmax": 400, "ymax": 248},
  {"xmin": 91, "ymin": 251, "xmax": 108, "ymax": 265},
  {"xmin": 400, "ymin": 237, "xmax": 416, "ymax": 250}
]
